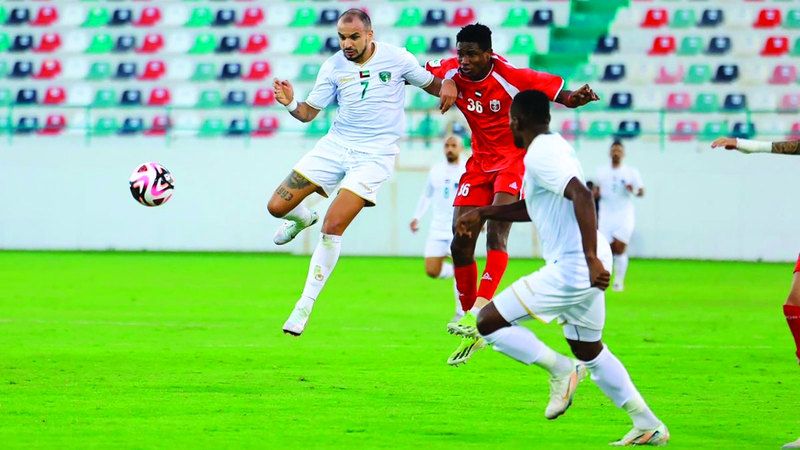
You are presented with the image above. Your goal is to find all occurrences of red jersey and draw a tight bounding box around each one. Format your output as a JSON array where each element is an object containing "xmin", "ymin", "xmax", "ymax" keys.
[{"xmin": 426, "ymin": 55, "xmax": 564, "ymax": 172}]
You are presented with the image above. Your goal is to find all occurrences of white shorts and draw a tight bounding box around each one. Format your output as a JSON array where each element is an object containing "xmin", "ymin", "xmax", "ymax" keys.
[
  {"xmin": 599, "ymin": 212, "xmax": 634, "ymax": 244},
  {"xmin": 424, "ymin": 236, "xmax": 452, "ymax": 258},
  {"xmin": 293, "ymin": 135, "xmax": 396, "ymax": 207}
]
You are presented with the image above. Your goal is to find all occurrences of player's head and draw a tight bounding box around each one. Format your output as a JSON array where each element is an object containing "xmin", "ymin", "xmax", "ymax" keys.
[
  {"xmin": 456, "ymin": 23, "xmax": 493, "ymax": 80},
  {"xmin": 337, "ymin": 9, "xmax": 373, "ymax": 63},
  {"xmin": 510, "ymin": 90, "xmax": 551, "ymax": 148},
  {"xmin": 610, "ymin": 139, "xmax": 625, "ymax": 164},
  {"xmin": 443, "ymin": 134, "xmax": 464, "ymax": 163}
]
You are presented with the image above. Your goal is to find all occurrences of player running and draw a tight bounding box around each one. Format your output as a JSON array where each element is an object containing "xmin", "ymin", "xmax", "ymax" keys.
[
  {"xmin": 710, "ymin": 136, "xmax": 800, "ymax": 450},
  {"xmin": 424, "ymin": 23, "xmax": 599, "ymax": 365},
  {"xmin": 410, "ymin": 135, "xmax": 467, "ymax": 323},
  {"xmin": 269, "ymin": 9, "xmax": 457, "ymax": 336},
  {"xmin": 457, "ymin": 90, "xmax": 668, "ymax": 446},
  {"xmin": 594, "ymin": 140, "xmax": 645, "ymax": 292}
]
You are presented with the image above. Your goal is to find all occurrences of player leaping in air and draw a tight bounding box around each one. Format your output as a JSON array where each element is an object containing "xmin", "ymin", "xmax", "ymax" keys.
[
  {"xmin": 710, "ymin": 136, "xmax": 800, "ymax": 450},
  {"xmin": 269, "ymin": 9, "xmax": 457, "ymax": 336},
  {"xmin": 424, "ymin": 23, "xmax": 599, "ymax": 365}
]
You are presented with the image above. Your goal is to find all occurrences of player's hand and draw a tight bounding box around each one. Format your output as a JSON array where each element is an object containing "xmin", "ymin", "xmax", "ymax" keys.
[
  {"xmin": 455, "ymin": 209, "xmax": 482, "ymax": 238},
  {"xmin": 273, "ymin": 78, "xmax": 294, "ymax": 106},
  {"xmin": 409, "ymin": 219, "xmax": 419, "ymax": 233},
  {"xmin": 625, "ymin": 184, "xmax": 634, "ymax": 193},
  {"xmin": 710, "ymin": 137, "xmax": 738, "ymax": 151},
  {"xmin": 439, "ymin": 79, "xmax": 457, "ymax": 114},
  {"xmin": 587, "ymin": 256, "xmax": 611, "ymax": 291},
  {"xmin": 568, "ymin": 84, "xmax": 599, "ymax": 107}
]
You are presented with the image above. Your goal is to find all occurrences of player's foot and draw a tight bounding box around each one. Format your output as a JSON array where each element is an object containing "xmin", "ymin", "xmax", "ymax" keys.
[
  {"xmin": 610, "ymin": 423, "xmax": 670, "ymax": 447},
  {"xmin": 612, "ymin": 281, "xmax": 624, "ymax": 292},
  {"xmin": 449, "ymin": 311, "xmax": 464, "ymax": 324},
  {"xmin": 783, "ymin": 437, "xmax": 800, "ymax": 449},
  {"xmin": 273, "ymin": 211, "xmax": 319, "ymax": 245},
  {"xmin": 282, "ymin": 297, "xmax": 315, "ymax": 336},
  {"xmin": 545, "ymin": 361, "xmax": 588, "ymax": 420},
  {"xmin": 446, "ymin": 336, "xmax": 485, "ymax": 366},
  {"xmin": 447, "ymin": 311, "xmax": 478, "ymax": 338}
]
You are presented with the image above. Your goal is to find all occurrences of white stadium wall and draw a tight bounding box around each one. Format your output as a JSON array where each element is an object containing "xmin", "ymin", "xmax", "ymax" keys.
[{"xmin": 2, "ymin": 131, "xmax": 800, "ymax": 262}]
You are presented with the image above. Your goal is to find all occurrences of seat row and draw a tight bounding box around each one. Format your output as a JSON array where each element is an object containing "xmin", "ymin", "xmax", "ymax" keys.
[
  {"xmin": 639, "ymin": 7, "xmax": 800, "ymax": 29},
  {"xmin": 560, "ymin": 119, "xmax": 800, "ymax": 142},
  {"xmin": 644, "ymin": 34, "xmax": 799, "ymax": 56},
  {"xmin": 0, "ymin": 87, "xmax": 278, "ymax": 108},
  {"xmin": 576, "ymin": 62, "xmax": 800, "ymax": 86}
]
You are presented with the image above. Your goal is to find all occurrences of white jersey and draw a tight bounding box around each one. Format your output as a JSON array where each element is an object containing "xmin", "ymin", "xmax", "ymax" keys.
[
  {"xmin": 413, "ymin": 160, "xmax": 466, "ymax": 240},
  {"xmin": 305, "ymin": 41, "xmax": 435, "ymax": 154},
  {"xmin": 595, "ymin": 165, "xmax": 643, "ymax": 218}
]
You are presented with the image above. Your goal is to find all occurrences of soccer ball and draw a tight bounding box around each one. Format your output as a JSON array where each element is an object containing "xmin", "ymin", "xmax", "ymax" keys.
[{"xmin": 128, "ymin": 162, "xmax": 175, "ymax": 207}]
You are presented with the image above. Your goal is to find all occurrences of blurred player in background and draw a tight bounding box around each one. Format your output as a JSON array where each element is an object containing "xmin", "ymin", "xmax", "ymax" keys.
[
  {"xmin": 460, "ymin": 90, "xmax": 668, "ymax": 446},
  {"xmin": 710, "ymin": 136, "xmax": 800, "ymax": 450},
  {"xmin": 425, "ymin": 23, "xmax": 599, "ymax": 365},
  {"xmin": 594, "ymin": 140, "xmax": 644, "ymax": 292},
  {"xmin": 410, "ymin": 135, "xmax": 467, "ymax": 323},
  {"xmin": 269, "ymin": 9, "xmax": 457, "ymax": 336}
]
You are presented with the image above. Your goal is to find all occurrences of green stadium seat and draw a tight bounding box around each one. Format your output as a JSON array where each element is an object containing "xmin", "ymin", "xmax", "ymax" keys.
[
  {"xmin": 189, "ymin": 33, "xmax": 217, "ymax": 54},
  {"xmin": 409, "ymin": 115, "xmax": 441, "ymax": 139},
  {"xmin": 785, "ymin": 10, "xmax": 800, "ymax": 29},
  {"xmin": 685, "ymin": 64, "xmax": 712, "ymax": 84},
  {"xmin": 93, "ymin": 117, "xmax": 119, "ymax": 136},
  {"xmin": 508, "ymin": 34, "xmax": 536, "ymax": 55},
  {"xmin": 502, "ymin": 7, "xmax": 530, "ymax": 27},
  {"xmin": 298, "ymin": 63, "xmax": 321, "ymax": 82},
  {"xmin": 290, "ymin": 7, "xmax": 317, "ymax": 27},
  {"xmin": 306, "ymin": 116, "xmax": 330, "ymax": 136},
  {"xmin": 83, "ymin": 7, "xmax": 110, "ymax": 27},
  {"xmin": 0, "ymin": 61, "xmax": 8, "ymax": 79},
  {"xmin": 571, "ymin": 63, "xmax": 599, "ymax": 83},
  {"xmin": 86, "ymin": 61, "xmax": 111, "ymax": 80},
  {"xmin": 0, "ymin": 33, "xmax": 9, "ymax": 53},
  {"xmin": 792, "ymin": 37, "xmax": 800, "ymax": 56},
  {"xmin": 396, "ymin": 7, "xmax": 423, "ymax": 27},
  {"xmin": 404, "ymin": 35, "xmax": 427, "ymax": 55},
  {"xmin": 670, "ymin": 9, "xmax": 696, "ymax": 28},
  {"xmin": 700, "ymin": 121, "xmax": 729, "ymax": 141},
  {"xmin": 92, "ymin": 89, "xmax": 116, "ymax": 108},
  {"xmin": 199, "ymin": 118, "xmax": 225, "ymax": 137},
  {"xmin": 0, "ymin": 7, "xmax": 6, "ymax": 25},
  {"xmin": 295, "ymin": 34, "xmax": 322, "ymax": 55},
  {"xmin": 191, "ymin": 63, "xmax": 217, "ymax": 81},
  {"xmin": 186, "ymin": 7, "xmax": 213, "ymax": 27},
  {"xmin": 677, "ymin": 36, "xmax": 703, "ymax": 56},
  {"xmin": 692, "ymin": 93, "xmax": 719, "ymax": 113},
  {"xmin": 86, "ymin": 34, "xmax": 114, "ymax": 53},
  {"xmin": 410, "ymin": 91, "xmax": 438, "ymax": 110},
  {"xmin": 587, "ymin": 120, "xmax": 614, "ymax": 139},
  {"xmin": 197, "ymin": 90, "xmax": 222, "ymax": 108},
  {"xmin": 0, "ymin": 88, "xmax": 11, "ymax": 106}
]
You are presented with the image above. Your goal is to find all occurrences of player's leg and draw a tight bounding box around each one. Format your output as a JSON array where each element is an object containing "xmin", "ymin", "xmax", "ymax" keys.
[
  {"xmin": 476, "ymin": 191, "xmax": 515, "ymax": 307},
  {"xmin": 783, "ymin": 257, "xmax": 800, "ymax": 363},
  {"xmin": 268, "ymin": 171, "xmax": 322, "ymax": 245},
  {"xmin": 611, "ymin": 239, "xmax": 629, "ymax": 291},
  {"xmin": 783, "ymin": 437, "xmax": 800, "ymax": 449},
  {"xmin": 424, "ymin": 238, "xmax": 460, "ymax": 321}
]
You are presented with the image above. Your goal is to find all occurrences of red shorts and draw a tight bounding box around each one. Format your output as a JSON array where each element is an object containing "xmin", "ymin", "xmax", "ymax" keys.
[
  {"xmin": 453, "ymin": 157, "xmax": 525, "ymax": 207},
  {"xmin": 794, "ymin": 254, "xmax": 800, "ymax": 273}
]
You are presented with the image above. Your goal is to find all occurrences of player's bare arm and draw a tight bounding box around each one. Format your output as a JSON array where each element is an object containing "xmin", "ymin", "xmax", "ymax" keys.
[
  {"xmin": 563, "ymin": 177, "xmax": 610, "ymax": 290},
  {"xmin": 455, "ymin": 200, "xmax": 530, "ymax": 238},
  {"xmin": 273, "ymin": 78, "xmax": 321, "ymax": 123},
  {"xmin": 421, "ymin": 78, "xmax": 457, "ymax": 114},
  {"xmin": 555, "ymin": 84, "xmax": 599, "ymax": 109},
  {"xmin": 711, "ymin": 137, "xmax": 800, "ymax": 155}
]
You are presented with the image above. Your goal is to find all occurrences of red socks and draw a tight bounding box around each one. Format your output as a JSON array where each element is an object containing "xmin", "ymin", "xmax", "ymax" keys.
[
  {"xmin": 454, "ymin": 263, "xmax": 478, "ymax": 312},
  {"xmin": 784, "ymin": 304, "xmax": 800, "ymax": 361},
  {"xmin": 477, "ymin": 250, "xmax": 509, "ymax": 301}
]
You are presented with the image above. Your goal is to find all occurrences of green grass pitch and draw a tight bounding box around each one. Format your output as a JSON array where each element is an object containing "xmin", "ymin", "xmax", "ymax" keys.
[{"xmin": 0, "ymin": 251, "xmax": 797, "ymax": 449}]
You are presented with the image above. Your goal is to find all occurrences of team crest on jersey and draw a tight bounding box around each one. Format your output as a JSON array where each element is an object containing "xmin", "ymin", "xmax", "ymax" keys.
[
  {"xmin": 490, "ymin": 99, "xmax": 501, "ymax": 112},
  {"xmin": 379, "ymin": 71, "xmax": 391, "ymax": 83}
]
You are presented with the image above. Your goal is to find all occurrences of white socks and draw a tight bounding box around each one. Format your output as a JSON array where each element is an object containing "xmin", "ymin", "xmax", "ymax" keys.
[
  {"xmin": 585, "ymin": 346, "xmax": 661, "ymax": 430},
  {"xmin": 613, "ymin": 253, "xmax": 629, "ymax": 285},
  {"xmin": 438, "ymin": 262, "xmax": 454, "ymax": 279},
  {"xmin": 285, "ymin": 203, "xmax": 314, "ymax": 225},
  {"xmin": 483, "ymin": 326, "xmax": 573, "ymax": 376},
  {"xmin": 300, "ymin": 233, "xmax": 342, "ymax": 302}
]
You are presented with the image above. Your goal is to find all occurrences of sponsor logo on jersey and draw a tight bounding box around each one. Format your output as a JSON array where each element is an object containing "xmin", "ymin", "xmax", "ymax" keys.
[
  {"xmin": 359, "ymin": 70, "xmax": 370, "ymax": 79},
  {"xmin": 339, "ymin": 76, "xmax": 354, "ymax": 83},
  {"xmin": 379, "ymin": 71, "xmax": 391, "ymax": 83},
  {"xmin": 490, "ymin": 99, "xmax": 501, "ymax": 112}
]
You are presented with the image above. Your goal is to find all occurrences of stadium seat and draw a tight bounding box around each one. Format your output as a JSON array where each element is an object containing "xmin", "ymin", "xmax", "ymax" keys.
[
  {"xmin": 649, "ymin": 35, "xmax": 676, "ymax": 55},
  {"xmin": 217, "ymin": 36, "xmax": 241, "ymax": 53},
  {"xmin": 120, "ymin": 89, "xmax": 143, "ymax": 106},
  {"xmin": 685, "ymin": 64, "xmax": 712, "ymax": 84},
  {"xmin": 227, "ymin": 118, "xmax": 250, "ymax": 136},
  {"xmin": 559, "ymin": 119, "xmax": 583, "ymax": 141},
  {"xmin": 295, "ymin": 34, "xmax": 322, "ymax": 54},
  {"xmin": 0, "ymin": 89, "xmax": 11, "ymax": 106},
  {"xmin": 706, "ymin": 36, "xmax": 731, "ymax": 55},
  {"xmin": 404, "ymin": 35, "xmax": 427, "ymax": 55},
  {"xmin": 0, "ymin": 33, "xmax": 8, "ymax": 52},
  {"xmin": 6, "ymin": 8, "xmax": 30, "ymax": 26},
  {"xmin": 677, "ymin": 36, "xmax": 703, "ymax": 56},
  {"xmin": 318, "ymin": 9, "xmax": 339, "ymax": 26},
  {"xmin": 144, "ymin": 115, "xmax": 171, "ymax": 136},
  {"xmin": 732, "ymin": 122, "xmax": 756, "ymax": 139},
  {"xmin": 119, "ymin": 117, "xmax": 145, "ymax": 135},
  {"xmin": 587, "ymin": 120, "xmax": 614, "ymax": 139},
  {"xmin": 571, "ymin": 64, "xmax": 599, "ymax": 83},
  {"xmin": 225, "ymin": 90, "xmax": 247, "ymax": 107},
  {"xmin": 298, "ymin": 63, "xmax": 321, "ymax": 82},
  {"xmin": 110, "ymin": 9, "xmax": 133, "ymax": 27},
  {"xmin": 450, "ymin": 7, "xmax": 476, "ymax": 27},
  {"xmin": 595, "ymin": 35, "xmax": 619, "ymax": 54},
  {"xmin": 34, "ymin": 59, "xmax": 61, "ymax": 79},
  {"xmin": 671, "ymin": 120, "xmax": 699, "ymax": 142},
  {"xmin": 754, "ymin": 8, "xmax": 782, "ymax": 28},
  {"xmin": 253, "ymin": 88, "xmax": 276, "ymax": 107},
  {"xmin": 87, "ymin": 61, "xmax": 111, "ymax": 80},
  {"xmin": 601, "ymin": 64, "xmax": 626, "ymax": 82},
  {"xmin": 508, "ymin": 34, "xmax": 536, "ymax": 55},
  {"xmin": 779, "ymin": 93, "xmax": 800, "ymax": 112},
  {"xmin": 670, "ymin": 9, "xmax": 696, "ymax": 29},
  {"xmin": 423, "ymin": 9, "xmax": 447, "ymax": 27},
  {"xmin": 793, "ymin": 37, "xmax": 800, "ymax": 56},
  {"xmin": 135, "ymin": 7, "xmax": 161, "ymax": 27},
  {"xmin": 397, "ymin": 7, "xmax": 423, "ymax": 27},
  {"xmin": 138, "ymin": 34, "xmax": 164, "ymax": 54},
  {"xmin": 15, "ymin": 88, "xmax": 38, "ymax": 105},
  {"xmin": 323, "ymin": 37, "xmax": 340, "ymax": 53},
  {"xmin": 530, "ymin": 9, "xmax": 554, "ymax": 27},
  {"xmin": 786, "ymin": 10, "xmax": 800, "ymax": 29},
  {"xmin": 197, "ymin": 90, "xmax": 222, "ymax": 108},
  {"xmin": 239, "ymin": 7, "xmax": 264, "ymax": 27},
  {"xmin": 192, "ymin": 63, "xmax": 217, "ymax": 82},
  {"xmin": 789, "ymin": 122, "xmax": 800, "ymax": 141},
  {"xmin": 15, "ymin": 117, "xmax": 38, "ymax": 134},
  {"xmin": 502, "ymin": 8, "xmax": 529, "ymax": 27},
  {"xmin": 43, "ymin": 86, "xmax": 66, "ymax": 105},
  {"xmin": 429, "ymin": 37, "xmax": 452, "ymax": 53},
  {"xmin": 199, "ymin": 118, "xmax": 225, "ymax": 137},
  {"xmin": 0, "ymin": 61, "xmax": 7, "ymax": 78},
  {"xmin": 699, "ymin": 9, "xmax": 724, "ymax": 27},
  {"xmin": 114, "ymin": 35, "xmax": 137, "ymax": 53},
  {"xmin": 666, "ymin": 92, "xmax": 691, "ymax": 111},
  {"xmin": 244, "ymin": 61, "xmax": 271, "ymax": 81},
  {"xmin": 641, "ymin": 8, "xmax": 668, "ymax": 28},
  {"xmin": 93, "ymin": 117, "xmax": 119, "ymax": 136},
  {"xmin": 92, "ymin": 89, "xmax": 116, "ymax": 108},
  {"xmin": 655, "ymin": 64, "xmax": 684, "ymax": 84},
  {"xmin": 410, "ymin": 91, "xmax": 438, "ymax": 110},
  {"xmin": 291, "ymin": 8, "xmax": 317, "ymax": 27},
  {"xmin": 189, "ymin": 33, "xmax": 217, "ymax": 54},
  {"xmin": 616, "ymin": 120, "xmax": 641, "ymax": 139},
  {"xmin": 36, "ymin": 33, "xmax": 61, "ymax": 53},
  {"xmin": 186, "ymin": 7, "xmax": 213, "ymax": 27},
  {"xmin": 39, "ymin": 114, "xmax": 66, "ymax": 136},
  {"xmin": 410, "ymin": 116, "xmax": 441, "ymax": 139},
  {"xmin": 83, "ymin": 8, "xmax": 109, "ymax": 27},
  {"xmin": 86, "ymin": 34, "xmax": 113, "ymax": 53},
  {"xmin": 769, "ymin": 65, "xmax": 797, "ymax": 84},
  {"xmin": 761, "ymin": 36, "xmax": 789, "ymax": 56},
  {"xmin": 253, "ymin": 116, "xmax": 279, "ymax": 137},
  {"xmin": 243, "ymin": 34, "xmax": 268, "ymax": 53},
  {"xmin": 713, "ymin": 64, "xmax": 739, "ymax": 83},
  {"xmin": 115, "ymin": 62, "xmax": 138, "ymax": 79},
  {"xmin": 723, "ymin": 93, "xmax": 747, "ymax": 111},
  {"xmin": 10, "ymin": 61, "xmax": 33, "ymax": 78},
  {"xmin": 693, "ymin": 93, "xmax": 719, "ymax": 113},
  {"xmin": 10, "ymin": 34, "xmax": 34, "ymax": 52},
  {"xmin": 32, "ymin": 6, "xmax": 58, "ymax": 27},
  {"xmin": 219, "ymin": 63, "xmax": 242, "ymax": 80},
  {"xmin": 214, "ymin": 9, "xmax": 236, "ymax": 27},
  {"xmin": 609, "ymin": 92, "xmax": 633, "ymax": 110},
  {"xmin": 148, "ymin": 87, "xmax": 171, "ymax": 106}
]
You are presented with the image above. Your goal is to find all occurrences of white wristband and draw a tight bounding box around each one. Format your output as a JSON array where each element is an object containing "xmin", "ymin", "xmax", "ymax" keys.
[
  {"xmin": 285, "ymin": 99, "xmax": 298, "ymax": 112},
  {"xmin": 736, "ymin": 138, "xmax": 771, "ymax": 154}
]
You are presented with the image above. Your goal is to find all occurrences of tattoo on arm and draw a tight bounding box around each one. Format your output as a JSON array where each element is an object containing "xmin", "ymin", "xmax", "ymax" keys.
[
  {"xmin": 286, "ymin": 171, "xmax": 311, "ymax": 189},
  {"xmin": 772, "ymin": 140, "xmax": 800, "ymax": 155},
  {"xmin": 276, "ymin": 186, "xmax": 293, "ymax": 202}
]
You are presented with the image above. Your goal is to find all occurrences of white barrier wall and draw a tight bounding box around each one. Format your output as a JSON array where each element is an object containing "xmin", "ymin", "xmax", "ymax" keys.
[{"xmin": 2, "ymin": 134, "xmax": 799, "ymax": 261}]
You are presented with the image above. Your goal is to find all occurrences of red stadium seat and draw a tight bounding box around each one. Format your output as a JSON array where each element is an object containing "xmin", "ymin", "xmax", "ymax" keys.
[
  {"xmin": 253, "ymin": 88, "xmax": 276, "ymax": 107},
  {"xmin": 779, "ymin": 94, "xmax": 800, "ymax": 112},
  {"xmin": 253, "ymin": 116, "xmax": 279, "ymax": 137},
  {"xmin": 135, "ymin": 7, "xmax": 161, "ymax": 27},
  {"xmin": 139, "ymin": 60, "xmax": 166, "ymax": 80},
  {"xmin": 769, "ymin": 65, "xmax": 797, "ymax": 84},
  {"xmin": 641, "ymin": 8, "xmax": 668, "ymax": 28},
  {"xmin": 671, "ymin": 121, "xmax": 699, "ymax": 142},
  {"xmin": 648, "ymin": 35, "xmax": 676, "ymax": 55},
  {"xmin": 666, "ymin": 92, "xmax": 691, "ymax": 111},
  {"xmin": 147, "ymin": 87, "xmax": 171, "ymax": 106},
  {"xmin": 789, "ymin": 122, "xmax": 800, "ymax": 141},
  {"xmin": 754, "ymin": 8, "xmax": 781, "ymax": 28},
  {"xmin": 560, "ymin": 119, "xmax": 584, "ymax": 141},
  {"xmin": 43, "ymin": 86, "xmax": 66, "ymax": 105},
  {"xmin": 242, "ymin": 34, "xmax": 268, "ymax": 53},
  {"xmin": 32, "ymin": 6, "xmax": 58, "ymax": 26},
  {"xmin": 239, "ymin": 7, "xmax": 264, "ymax": 27},
  {"xmin": 145, "ymin": 115, "xmax": 171, "ymax": 136},
  {"xmin": 244, "ymin": 61, "xmax": 270, "ymax": 81},
  {"xmin": 138, "ymin": 34, "xmax": 164, "ymax": 54},
  {"xmin": 655, "ymin": 64, "xmax": 684, "ymax": 84},
  {"xmin": 761, "ymin": 36, "xmax": 789, "ymax": 56},
  {"xmin": 38, "ymin": 114, "xmax": 66, "ymax": 136},
  {"xmin": 34, "ymin": 59, "xmax": 61, "ymax": 79},
  {"xmin": 450, "ymin": 7, "xmax": 476, "ymax": 27},
  {"xmin": 35, "ymin": 33, "xmax": 61, "ymax": 53}
]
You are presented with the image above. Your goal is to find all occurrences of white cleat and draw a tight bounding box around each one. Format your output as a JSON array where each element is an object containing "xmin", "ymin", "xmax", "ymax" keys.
[
  {"xmin": 783, "ymin": 438, "xmax": 800, "ymax": 449},
  {"xmin": 610, "ymin": 423, "xmax": 670, "ymax": 447},
  {"xmin": 612, "ymin": 281, "xmax": 625, "ymax": 292},
  {"xmin": 273, "ymin": 212, "xmax": 319, "ymax": 245},
  {"xmin": 545, "ymin": 361, "xmax": 588, "ymax": 420},
  {"xmin": 282, "ymin": 297, "xmax": 315, "ymax": 336}
]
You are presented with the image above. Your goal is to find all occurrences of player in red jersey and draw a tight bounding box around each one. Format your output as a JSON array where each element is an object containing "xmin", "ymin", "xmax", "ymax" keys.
[
  {"xmin": 711, "ymin": 136, "xmax": 800, "ymax": 450},
  {"xmin": 425, "ymin": 24, "xmax": 599, "ymax": 365}
]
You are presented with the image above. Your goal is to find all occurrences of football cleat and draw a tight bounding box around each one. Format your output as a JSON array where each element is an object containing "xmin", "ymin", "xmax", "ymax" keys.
[
  {"xmin": 545, "ymin": 361, "xmax": 588, "ymax": 420},
  {"xmin": 447, "ymin": 311, "xmax": 478, "ymax": 338},
  {"xmin": 282, "ymin": 297, "xmax": 315, "ymax": 336},
  {"xmin": 610, "ymin": 423, "xmax": 670, "ymax": 447},
  {"xmin": 783, "ymin": 438, "xmax": 800, "ymax": 449},
  {"xmin": 446, "ymin": 336, "xmax": 485, "ymax": 366},
  {"xmin": 273, "ymin": 211, "xmax": 319, "ymax": 245}
]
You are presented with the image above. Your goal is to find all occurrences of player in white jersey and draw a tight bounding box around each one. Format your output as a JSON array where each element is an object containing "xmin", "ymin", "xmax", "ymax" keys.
[
  {"xmin": 594, "ymin": 140, "xmax": 644, "ymax": 292},
  {"xmin": 456, "ymin": 90, "xmax": 668, "ymax": 446},
  {"xmin": 410, "ymin": 135, "xmax": 467, "ymax": 322},
  {"xmin": 269, "ymin": 9, "xmax": 457, "ymax": 336}
]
